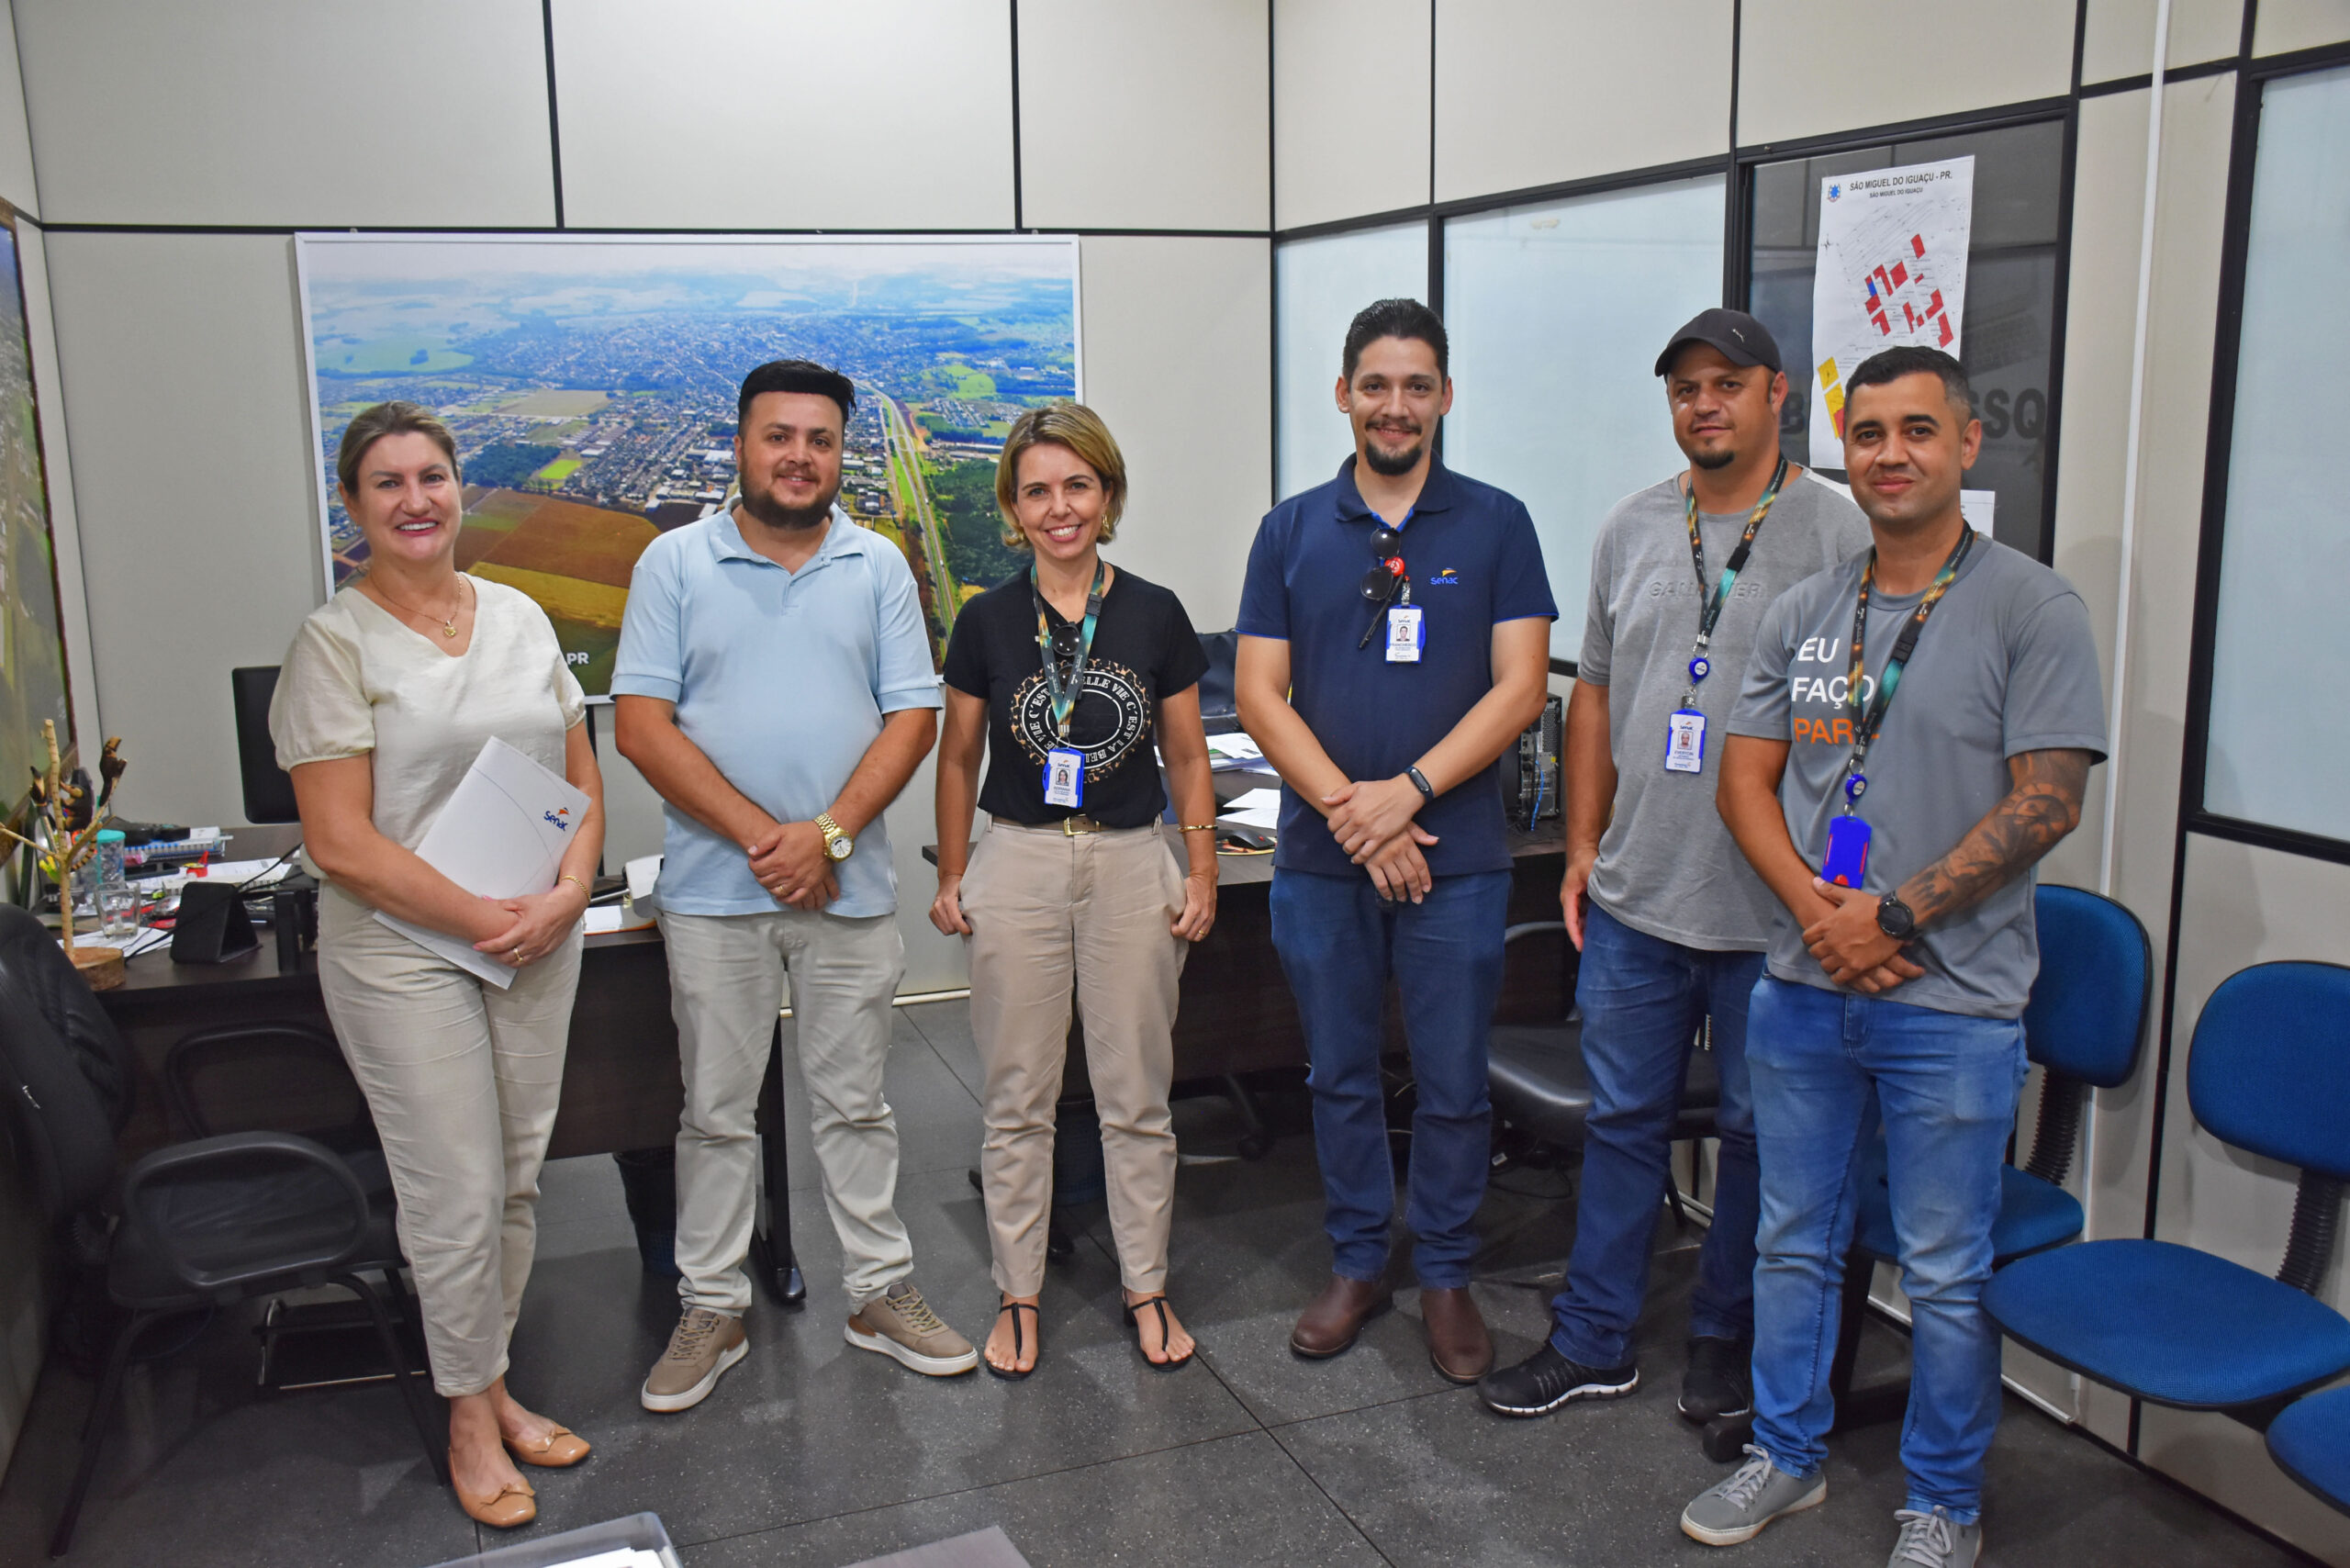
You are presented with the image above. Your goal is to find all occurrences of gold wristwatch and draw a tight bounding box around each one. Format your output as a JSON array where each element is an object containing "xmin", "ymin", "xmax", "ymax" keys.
[{"xmin": 814, "ymin": 812, "xmax": 854, "ymax": 861}]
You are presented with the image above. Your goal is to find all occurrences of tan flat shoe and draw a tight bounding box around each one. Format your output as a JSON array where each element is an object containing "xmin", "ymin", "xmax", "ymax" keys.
[
  {"xmin": 450, "ymin": 1453, "xmax": 537, "ymax": 1529},
  {"xmin": 504, "ymin": 1424, "xmax": 591, "ymax": 1467}
]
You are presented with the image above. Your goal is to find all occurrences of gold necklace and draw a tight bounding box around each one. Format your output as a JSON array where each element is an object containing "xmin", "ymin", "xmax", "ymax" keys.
[{"xmin": 369, "ymin": 574, "xmax": 468, "ymax": 638}]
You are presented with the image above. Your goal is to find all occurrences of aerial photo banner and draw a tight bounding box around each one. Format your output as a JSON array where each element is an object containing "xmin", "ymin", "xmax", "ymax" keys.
[{"xmin": 295, "ymin": 232, "xmax": 1083, "ymax": 695}]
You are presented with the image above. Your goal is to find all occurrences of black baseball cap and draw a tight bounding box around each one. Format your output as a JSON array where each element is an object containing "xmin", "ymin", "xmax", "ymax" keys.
[{"xmin": 1655, "ymin": 308, "xmax": 1782, "ymax": 377}]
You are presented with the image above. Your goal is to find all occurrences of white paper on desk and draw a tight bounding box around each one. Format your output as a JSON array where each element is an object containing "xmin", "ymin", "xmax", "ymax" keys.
[
  {"xmin": 375, "ymin": 737, "xmax": 590, "ymax": 989},
  {"xmin": 1222, "ymin": 787, "xmax": 1283, "ymax": 814}
]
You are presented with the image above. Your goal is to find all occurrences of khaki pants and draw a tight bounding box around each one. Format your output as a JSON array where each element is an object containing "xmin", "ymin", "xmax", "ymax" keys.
[
  {"xmin": 659, "ymin": 906, "xmax": 912, "ymax": 1314},
  {"xmin": 961, "ymin": 822, "xmax": 1189, "ymax": 1297},
  {"xmin": 313, "ymin": 883, "xmax": 580, "ymax": 1397}
]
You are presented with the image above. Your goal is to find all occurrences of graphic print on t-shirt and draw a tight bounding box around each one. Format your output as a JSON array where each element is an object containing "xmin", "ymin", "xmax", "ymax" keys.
[
  {"xmin": 1010, "ymin": 659, "xmax": 1151, "ymax": 780},
  {"xmin": 1785, "ymin": 631, "xmax": 1880, "ymax": 752}
]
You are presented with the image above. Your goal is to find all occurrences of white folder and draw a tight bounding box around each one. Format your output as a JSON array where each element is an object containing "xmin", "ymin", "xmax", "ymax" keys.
[{"xmin": 375, "ymin": 736, "xmax": 591, "ymax": 989}]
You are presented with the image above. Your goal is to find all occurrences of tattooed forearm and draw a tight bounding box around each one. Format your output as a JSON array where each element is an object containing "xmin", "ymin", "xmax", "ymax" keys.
[{"xmin": 1895, "ymin": 748, "xmax": 2093, "ymax": 930}]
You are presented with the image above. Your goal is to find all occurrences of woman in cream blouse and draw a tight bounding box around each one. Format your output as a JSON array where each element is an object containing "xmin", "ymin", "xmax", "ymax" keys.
[{"xmin": 271, "ymin": 402, "xmax": 605, "ymax": 1529}]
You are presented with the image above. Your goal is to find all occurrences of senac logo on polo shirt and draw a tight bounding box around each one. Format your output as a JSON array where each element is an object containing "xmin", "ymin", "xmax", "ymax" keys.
[{"xmin": 1427, "ymin": 568, "xmax": 1462, "ymax": 587}]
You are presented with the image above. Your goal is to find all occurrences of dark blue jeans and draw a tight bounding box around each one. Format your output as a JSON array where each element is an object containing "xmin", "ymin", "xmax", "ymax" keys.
[
  {"xmin": 1548, "ymin": 903, "xmax": 1762, "ymax": 1369},
  {"xmin": 1746, "ymin": 976, "xmax": 2028, "ymax": 1522},
  {"xmin": 1270, "ymin": 868, "xmax": 1512, "ymax": 1289}
]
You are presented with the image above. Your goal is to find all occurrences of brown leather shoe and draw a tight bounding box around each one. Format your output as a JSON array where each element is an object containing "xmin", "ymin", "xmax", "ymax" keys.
[
  {"xmin": 450, "ymin": 1453, "xmax": 536, "ymax": 1529},
  {"xmin": 504, "ymin": 1423, "xmax": 591, "ymax": 1468},
  {"xmin": 1420, "ymin": 1286, "xmax": 1493, "ymax": 1383},
  {"xmin": 1290, "ymin": 1274, "xmax": 1393, "ymax": 1358}
]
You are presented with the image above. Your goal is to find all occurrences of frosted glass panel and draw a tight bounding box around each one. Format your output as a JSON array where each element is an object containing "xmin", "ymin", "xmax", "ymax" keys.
[
  {"xmin": 2204, "ymin": 65, "xmax": 2350, "ymax": 842},
  {"xmin": 1444, "ymin": 176, "xmax": 1726, "ymax": 661},
  {"xmin": 1275, "ymin": 221, "xmax": 1428, "ymax": 501}
]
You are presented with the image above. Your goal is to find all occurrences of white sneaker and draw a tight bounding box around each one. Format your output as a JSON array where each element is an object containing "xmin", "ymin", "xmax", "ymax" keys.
[
  {"xmin": 845, "ymin": 1279, "xmax": 979, "ymax": 1376},
  {"xmin": 641, "ymin": 1306, "xmax": 747, "ymax": 1412}
]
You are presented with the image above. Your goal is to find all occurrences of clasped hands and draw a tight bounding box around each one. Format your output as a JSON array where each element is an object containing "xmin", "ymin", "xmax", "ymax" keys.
[
  {"xmin": 748, "ymin": 820, "xmax": 838, "ymax": 910},
  {"xmin": 1323, "ymin": 774, "xmax": 1438, "ymax": 904},
  {"xmin": 472, "ymin": 878, "xmax": 591, "ymax": 969},
  {"xmin": 1802, "ymin": 878, "xmax": 1925, "ymax": 994}
]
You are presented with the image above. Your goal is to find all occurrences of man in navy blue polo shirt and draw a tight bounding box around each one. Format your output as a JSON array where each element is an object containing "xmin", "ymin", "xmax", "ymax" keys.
[{"xmin": 1237, "ymin": 298, "xmax": 1555, "ymax": 1383}]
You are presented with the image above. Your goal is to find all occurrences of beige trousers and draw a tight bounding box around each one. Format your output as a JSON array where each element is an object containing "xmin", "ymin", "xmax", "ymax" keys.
[
  {"xmin": 658, "ymin": 907, "xmax": 912, "ymax": 1314},
  {"xmin": 961, "ymin": 822, "xmax": 1189, "ymax": 1297},
  {"xmin": 313, "ymin": 883, "xmax": 580, "ymax": 1397}
]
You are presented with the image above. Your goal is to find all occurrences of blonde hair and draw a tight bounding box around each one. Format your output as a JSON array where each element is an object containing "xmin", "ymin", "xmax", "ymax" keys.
[
  {"xmin": 994, "ymin": 401, "xmax": 1128, "ymax": 550},
  {"xmin": 336, "ymin": 401, "xmax": 461, "ymax": 493}
]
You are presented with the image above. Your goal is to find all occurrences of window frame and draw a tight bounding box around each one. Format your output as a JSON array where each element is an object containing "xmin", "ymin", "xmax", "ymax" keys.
[{"xmin": 2179, "ymin": 40, "xmax": 2350, "ymax": 869}]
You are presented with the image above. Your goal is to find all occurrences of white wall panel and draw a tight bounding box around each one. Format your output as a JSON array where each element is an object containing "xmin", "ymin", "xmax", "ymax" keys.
[
  {"xmin": 2255, "ymin": 0, "xmax": 2350, "ymax": 54},
  {"xmin": 1739, "ymin": 1, "xmax": 2075, "ymax": 146},
  {"xmin": 43, "ymin": 233, "xmax": 322, "ymax": 831},
  {"xmin": 1273, "ymin": 0, "xmax": 1427, "ymax": 230},
  {"xmin": 1077, "ymin": 236, "xmax": 1270, "ymax": 633},
  {"xmin": 1018, "ymin": 0, "xmax": 1269, "ymax": 231},
  {"xmin": 0, "ymin": 2, "xmax": 37, "ymax": 217},
  {"xmin": 1435, "ymin": 1, "xmax": 1729, "ymax": 201},
  {"xmin": 553, "ymin": 0, "xmax": 1013, "ymax": 230},
  {"xmin": 14, "ymin": 0, "xmax": 554, "ymax": 227},
  {"xmin": 2083, "ymin": 0, "xmax": 2244, "ymax": 84},
  {"xmin": 2143, "ymin": 836, "xmax": 2350, "ymax": 1567}
]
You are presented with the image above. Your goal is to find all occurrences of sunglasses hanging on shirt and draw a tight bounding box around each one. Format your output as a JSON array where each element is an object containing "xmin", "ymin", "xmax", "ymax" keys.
[{"xmin": 1357, "ymin": 520, "xmax": 1423, "ymax": 661}]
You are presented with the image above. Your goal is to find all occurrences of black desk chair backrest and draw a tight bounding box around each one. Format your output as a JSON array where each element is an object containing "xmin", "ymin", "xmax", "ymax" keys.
[
  {"xmin": 163, "ymin": 1023, "xmax": 377, "ymax": 1156},
  {"xmin": 230, "ymin": 665, "xmax": 300, "ymax": 824},
  {"xmin": 0, "ymin": 903, "xmax": 136, "ymax": 1233}
]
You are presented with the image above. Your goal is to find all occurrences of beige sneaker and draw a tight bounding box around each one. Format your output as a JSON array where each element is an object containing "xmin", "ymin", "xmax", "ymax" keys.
[
  {"xmin": 641, "ymin": 1306, "xmax": 747, "ymax": 1412},
  {"xmin": 845, "ymin": 1279, "xmax": 979, "ymax": 1376}
]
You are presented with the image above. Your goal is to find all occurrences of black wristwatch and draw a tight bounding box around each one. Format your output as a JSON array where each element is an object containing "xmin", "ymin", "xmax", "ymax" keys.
[
  {"xmin": 1406, "ymin": 766, "xmax": 1437, "ymax": 803},
  {"xmin": 1876, "ymin": 893, "xmax": 1917, "ymax": 941}
]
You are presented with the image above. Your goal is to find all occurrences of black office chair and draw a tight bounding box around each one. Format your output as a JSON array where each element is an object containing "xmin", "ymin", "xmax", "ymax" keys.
[
  {"xmin": 229, "ymin": 666, "xmax": 300, "ymax": 824},
  {"xmin": 0, "ymin": 905, "xmax": 443, "ymax": 1555},
  {"xmin": 1485, "ymin": 921, "xmax": 1721, "ymax": 1232},
  {"xmin": 1195, "ymin": 630, "xmax": 1241, "ymax": 734}
]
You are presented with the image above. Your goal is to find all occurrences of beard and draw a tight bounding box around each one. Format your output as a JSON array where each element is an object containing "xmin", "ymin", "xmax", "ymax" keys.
[
  {"xmin": 1362, "ymin": 430, "xmax": 1427, "ymax": 476},
  {"xmin": 1687, "ymin": 443, "xmax": 1738, "ymax": 470},
  {"xmin": 739, "ymin": 471, "xmax": 840, "ymax": 532}
]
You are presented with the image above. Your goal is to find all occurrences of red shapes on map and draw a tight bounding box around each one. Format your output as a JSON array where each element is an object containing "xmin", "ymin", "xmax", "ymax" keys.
[
  {"xmin": 1937, "ymin": 314, "xmax": 1953, "ymax": 347},
  {"xmin": 1912, "ymin": 233, "xmax": 1927, "ymax": 257},
  {"xmin": 1891, "ymin": 261, "xmax": 1908, "ymax": 288}
]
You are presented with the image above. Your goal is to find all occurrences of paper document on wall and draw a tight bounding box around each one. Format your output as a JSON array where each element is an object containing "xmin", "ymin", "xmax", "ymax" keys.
[
  {"xmin": 375, "ymin": 736, "xmax": 590, "ymax": 989},
  {"xmin": 1810, "ymin": 157, "xmax": 1975, "ymax": 456}
]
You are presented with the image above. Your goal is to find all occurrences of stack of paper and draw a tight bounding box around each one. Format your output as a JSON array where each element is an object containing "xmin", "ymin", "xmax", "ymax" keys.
[
  {"xmin": 1218, "ymin": 787, "xmax": 1284, "ymax": 831},
  {"xmin": 546, "ymin": 1550, "xmax": 666, "ymax": 1568}
]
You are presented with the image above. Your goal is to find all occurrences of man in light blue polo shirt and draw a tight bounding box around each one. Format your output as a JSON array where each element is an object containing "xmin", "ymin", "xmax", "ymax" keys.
[{"xmin": 614, "ymin": 360, "xmax": 973, "ymax": 1411}]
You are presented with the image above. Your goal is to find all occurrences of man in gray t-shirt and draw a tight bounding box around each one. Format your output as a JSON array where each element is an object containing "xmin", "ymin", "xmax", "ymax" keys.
[
  {"xmin": 1682, "ymin": 348, "xmax": 2104, "ymax": 1566},
  {"xmin": 1479, "ymin": 309, "xmax": 1868, "ymax": 1429}
]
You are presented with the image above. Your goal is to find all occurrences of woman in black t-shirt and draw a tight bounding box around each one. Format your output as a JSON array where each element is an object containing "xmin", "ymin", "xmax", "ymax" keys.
[{"xmin": 932, "ymin": 402, "xmax": 1217, "ymax": 1379}]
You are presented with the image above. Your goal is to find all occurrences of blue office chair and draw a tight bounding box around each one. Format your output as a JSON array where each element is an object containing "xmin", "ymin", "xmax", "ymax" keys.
[
  {"xmin": 1985, "ymin": 961, "xmax": 2350, "ymax": 1422},
  {"xmin": 2268, "ymin": 1383, "xmax": 2350, "ymax": 1517}
]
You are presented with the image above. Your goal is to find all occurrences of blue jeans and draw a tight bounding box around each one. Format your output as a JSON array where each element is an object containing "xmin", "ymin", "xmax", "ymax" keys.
[
  {"xmin": 1746, "ymin": 976, "xmax": 2027, "ymax": 1522},
  {"xmin": 1547, "ymin": 904, "xmax": 1762, "ymax": 1369},
  {"xmin": 1270, "ymin": 868, "xmax": 1512, "ymax": 1289}
]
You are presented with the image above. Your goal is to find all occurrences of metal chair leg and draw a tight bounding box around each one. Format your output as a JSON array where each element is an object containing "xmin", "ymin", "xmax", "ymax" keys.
[
  {"xmin": 339, "ymin": 1274, "xmax": 446, "ymax": 1486},
  {"xmin": 50, "ymin": 1310, "xmax": 146, "ymax": 1556}
]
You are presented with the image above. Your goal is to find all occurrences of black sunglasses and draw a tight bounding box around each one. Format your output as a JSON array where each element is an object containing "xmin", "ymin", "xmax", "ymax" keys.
[{"xmin": 1359, "ymin": 523, "xmax": 1405, "ymax": 604}]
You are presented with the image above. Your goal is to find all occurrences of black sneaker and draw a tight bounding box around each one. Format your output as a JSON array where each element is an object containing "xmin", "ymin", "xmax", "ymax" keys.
[
  {"xmin": 1679, "ymin": 1335, "xmax": 1753, "ymax": 1422},
  {"xmin": 1477, "ymin": 1343, "xmax": 1639, "ymax": 1417}
]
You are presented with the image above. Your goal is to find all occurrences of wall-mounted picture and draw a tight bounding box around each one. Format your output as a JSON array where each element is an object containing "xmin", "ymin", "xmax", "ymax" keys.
[
  {"xmin": 295, "ymin": 232, "xmax": 1083, "ymax": 693},
  {"xmin": 0, "ymin": 199, "xmax": 74, "ymax": 808}
]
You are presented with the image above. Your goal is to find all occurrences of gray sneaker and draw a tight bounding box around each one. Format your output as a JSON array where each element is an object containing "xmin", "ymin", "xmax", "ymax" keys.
[
  {"xmin": 1887, "ymin": 1506, "xmax": 1981, "ymax": 1567},
  {"xmin": 845, "ymin": 1279, "xmax": 979, "ymax": 1376},
  {"xmin": 1681, "ymin": 1445, "xmax": 1828, "ymax": 1546},
  {"xmin": 641, "ymin": 1306, "xmax": 747, "ymax": 1413}
]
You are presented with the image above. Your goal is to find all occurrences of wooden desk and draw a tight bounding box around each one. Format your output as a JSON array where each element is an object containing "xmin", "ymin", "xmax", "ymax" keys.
[{"xmin": 97, "ymin": 920, "xmax": 807, "ymax": 1304}]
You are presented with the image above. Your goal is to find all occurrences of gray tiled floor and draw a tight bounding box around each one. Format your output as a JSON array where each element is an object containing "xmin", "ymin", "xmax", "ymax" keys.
[{"xmin": 0, "ymin": 1001, "xmax": 2315, "ymax": 1567}]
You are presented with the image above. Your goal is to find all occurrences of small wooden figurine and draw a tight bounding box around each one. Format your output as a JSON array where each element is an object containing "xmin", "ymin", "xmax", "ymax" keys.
[{"xmin": 0, "ymin": 722, "xmax": 128, "ymax": 989}]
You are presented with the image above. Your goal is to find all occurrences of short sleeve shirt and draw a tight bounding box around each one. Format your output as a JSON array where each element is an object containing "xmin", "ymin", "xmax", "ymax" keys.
[
  {"xmin": 1236, "ymin": 456, "xmax": 1557, "ymax": 879},
  {"xmin": 610, "ymin": 508, "xmax": 943, "ymax": 918},
  {"xmin": 269, "ymin": 577, "xmax": 587, "ymax": 879},
  {"xmin": 1729, "ymin": 538, "xmax": 2108, "ymax": 1018},
  {"xmin": 942, "ymin": 566, "xmax": 1209, "ymax": 828},
  {"xmin": 1580, "ymin": 471, "xmax": 1873, "ymax": 950}
]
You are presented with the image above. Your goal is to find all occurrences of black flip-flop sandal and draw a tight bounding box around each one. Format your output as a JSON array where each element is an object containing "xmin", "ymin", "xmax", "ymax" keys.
[
  {"xmin": 985, "ymin": 1301, "xmax": 1040, "ymax": 1382},
  {"xmin": 1122, "ymin": 1295, "xmax": 1195, "ymax": 1372}
]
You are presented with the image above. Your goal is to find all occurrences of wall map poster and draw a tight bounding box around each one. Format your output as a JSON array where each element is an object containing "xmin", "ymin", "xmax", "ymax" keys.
[
  {"xmin": 1809, "ymin": 156, "xmax": 1975, "ymax": 455},
  {"xmin": 296, "ymin": 234, "xmax": 1082, "ymax": 694},
  {"xmin": 0, "ymin": 203, "xmax": 74, "ymax": 810}
]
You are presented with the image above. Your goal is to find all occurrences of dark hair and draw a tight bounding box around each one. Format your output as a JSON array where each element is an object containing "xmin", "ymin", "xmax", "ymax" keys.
[
  {"xmin": 336, "ymin": 401, "xmax": 460, "ymax": 492},
  {"xmin": 1341, "ymin": 297, "xmax": 1449, "ymax": 383},
  {"xmin": 737, "ymin": 359, "xmax": 856, "ymax": 429},
  {"xmin": 1844, "ymin": 346, "xmax": 1975, "ymax": 422}
]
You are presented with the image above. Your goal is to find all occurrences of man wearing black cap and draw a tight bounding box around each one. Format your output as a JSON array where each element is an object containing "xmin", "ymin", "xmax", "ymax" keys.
[{"xmin": 1479, "ymin": 309, "xmax": 1867, "ymax": 1424}]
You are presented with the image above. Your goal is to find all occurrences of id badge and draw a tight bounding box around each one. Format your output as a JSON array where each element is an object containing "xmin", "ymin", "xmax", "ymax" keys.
[
  {"xmin": 1044, "ymin": 747, "xmax": 1084, "ymax": 809},
  {"xmin": 1386, "ymin": 604, "xmax": 1425, "ymax": 663},
  {"xmin": 1823, "ymin": 814, "xmax": 1873, "ymax": 888},
  {"xmin": 1664, "ymin": 709, "xmax": 1707, "ymax": 774}
]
